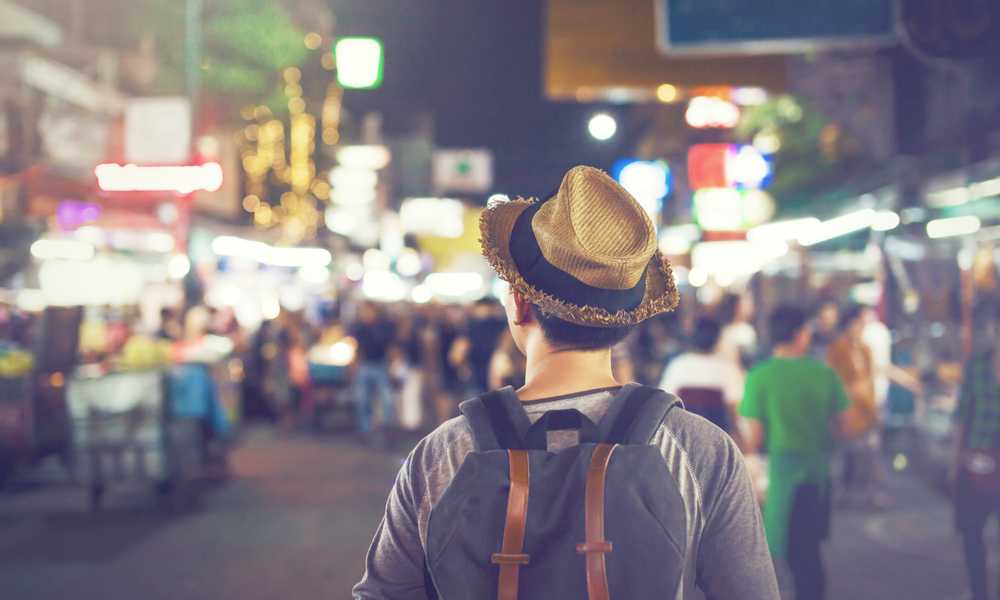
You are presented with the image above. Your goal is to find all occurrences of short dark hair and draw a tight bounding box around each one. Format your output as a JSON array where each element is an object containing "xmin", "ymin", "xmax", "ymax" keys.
[
  {"xmin": 692, "ymin": 317, "xmax": 722, "ymax": 352},
  {"xmin": 533, "ymin": 305, "xmax": 635, "ymax": 352},
  {"xmin": 717, "ymin": 293, "xmax": 741, "ymax": 325},
  {"xmin": 770, "ymin": 305, "xmax": 808, "ymax": 345},
  {"xmin": 838, "ymin": 303, "xmax": 868, "ymax": 331}
]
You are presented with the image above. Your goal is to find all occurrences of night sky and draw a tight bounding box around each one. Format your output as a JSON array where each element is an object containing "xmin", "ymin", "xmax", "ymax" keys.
[{"xmin": 330, "ymin": 0, "xmax": 640, "ymax": 199}]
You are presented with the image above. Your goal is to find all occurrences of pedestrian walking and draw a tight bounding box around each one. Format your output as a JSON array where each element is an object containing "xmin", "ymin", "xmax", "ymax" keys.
[
  {"xmin": 349, "ymin": 302, "xmax": 397, "ymax": 439},
  {"xmin": 741, "ymin": 305, "xmax": 850, "ymax": 600},
  {"xmin": 951, "ymin": 300, "xmax": 1000, "ymax": 600},
  {"xmin": 460, "ymin": 297, "xmax": 509, "ymax": 397},
  {"xmin": 827, "ymin": 303, "xmax": 890, "ymax": 509},
  {"xmin": 659, "ymin": 317, "xmax": 745, "ymax": 444},
  {"xmin": 354, "ymin": 166, "xmax": 778, "ymax": 600},
  {"xmin": 716, "ymin": 292, "xmax": 758, "ymax": 371},
  {"xmin": 809, "ymin": 300, "xmax": 840, "ymax": 362}
]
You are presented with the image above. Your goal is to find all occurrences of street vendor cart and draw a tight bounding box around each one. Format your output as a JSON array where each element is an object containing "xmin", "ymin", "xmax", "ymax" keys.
[{"xmin": 68, "ymin": 335, "xmax": 236, "ymax": 510}]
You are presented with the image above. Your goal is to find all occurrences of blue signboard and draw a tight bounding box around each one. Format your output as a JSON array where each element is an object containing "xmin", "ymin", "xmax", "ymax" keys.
[{"xmin": 656, "ymin": 0, "xmax": 897, "ymax": 55}]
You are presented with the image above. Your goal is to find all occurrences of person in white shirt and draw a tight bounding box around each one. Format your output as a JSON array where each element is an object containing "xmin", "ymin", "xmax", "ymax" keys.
[
  {"xmin": 660, "ymin": 317, "xmax": 746, "ymax": 445},
  {"xmin": 716, "ymin": 293, "xmax": 758, "ymax": 371}
]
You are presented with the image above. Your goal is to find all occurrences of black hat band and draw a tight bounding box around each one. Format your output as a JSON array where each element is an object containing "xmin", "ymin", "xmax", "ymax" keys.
[{"xmin": 508, "ymin": 197, "xmax": 648, "ymax": 315}]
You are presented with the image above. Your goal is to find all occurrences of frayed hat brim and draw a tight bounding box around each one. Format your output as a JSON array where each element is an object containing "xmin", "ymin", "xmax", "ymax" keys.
[{"xmin": 479, "ymin": 197, "xmax": 679, "ymax": 328}]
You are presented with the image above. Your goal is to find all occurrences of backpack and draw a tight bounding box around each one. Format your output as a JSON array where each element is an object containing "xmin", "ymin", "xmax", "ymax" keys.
[{"xmin": 425, "ymin": 384, "xmax": 688, "ymax": 600}]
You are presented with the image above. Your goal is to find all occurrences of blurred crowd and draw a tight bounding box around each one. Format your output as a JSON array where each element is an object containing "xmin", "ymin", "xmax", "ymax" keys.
[
  {"xmin": 220, "ymin": 290, "xmax": 922, "ymax": 461},
  {"xmin": 225, "ymin": 295, "xmax": 682, "ymax": 441}
]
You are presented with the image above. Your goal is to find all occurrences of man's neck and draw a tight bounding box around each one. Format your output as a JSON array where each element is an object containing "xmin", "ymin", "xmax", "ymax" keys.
[
  {"xmin": 517, "ymin": 347, "xmax": 619, "ymax": 402},
  {"xmin": 772, "ymin": 344, "xmax": 806, "ymax": 359}
]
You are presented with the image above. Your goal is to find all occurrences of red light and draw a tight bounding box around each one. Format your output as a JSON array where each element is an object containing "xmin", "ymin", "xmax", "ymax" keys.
[
  {"xmin": 687, "ymin": 145, "xmax": 731, "ymax": 190},
  {"xmin": 95, "ymin": 163, "xmax": 223, "ymax": 194}
]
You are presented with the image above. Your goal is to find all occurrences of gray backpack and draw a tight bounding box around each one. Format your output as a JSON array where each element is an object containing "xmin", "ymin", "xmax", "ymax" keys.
[{"xmin": 425, "ymin": 385, "xmax": 687, "ymax": 600}]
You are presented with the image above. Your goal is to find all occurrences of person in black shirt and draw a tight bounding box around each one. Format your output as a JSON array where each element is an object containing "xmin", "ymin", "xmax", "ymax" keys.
[
  {"xmin": 462, "ymin": 298, "xmax": 508, "ymax": 397},
  {"xmin": 349, "ymin": 302, "xmax": 397, "ymax": 437}
]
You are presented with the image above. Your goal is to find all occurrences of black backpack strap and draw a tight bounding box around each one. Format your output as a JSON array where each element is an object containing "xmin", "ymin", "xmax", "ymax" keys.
[
  {"xmin": 524, "ymin": 409, "xmax": 602, "ymax": 450},
  {"xmin": 424, "ymin": 560, "xmax": 439, "ymax": 600},
  {"xmin": 459, "ymin": 387, "xmax": 531, "ymax": 451},
  {"xmin": 601, "ymin": 385, "xmax": 676, "ymax": 445}
]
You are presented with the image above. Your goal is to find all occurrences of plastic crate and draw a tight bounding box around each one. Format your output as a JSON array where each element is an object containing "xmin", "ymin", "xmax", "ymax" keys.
[{"xmin": 308, "ymin": 363, "xmax": 346, "ymax": 384}]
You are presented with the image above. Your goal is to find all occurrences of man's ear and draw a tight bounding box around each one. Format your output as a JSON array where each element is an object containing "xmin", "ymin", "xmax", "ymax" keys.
[{"xmin": 511, "ymin": 292, "xmax": 533, "ymax": 326}]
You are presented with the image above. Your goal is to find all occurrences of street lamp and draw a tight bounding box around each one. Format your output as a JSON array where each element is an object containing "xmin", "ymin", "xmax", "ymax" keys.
[{"xmin": 588, "ymin": 114, "xmax": 616, "ymax": 140}]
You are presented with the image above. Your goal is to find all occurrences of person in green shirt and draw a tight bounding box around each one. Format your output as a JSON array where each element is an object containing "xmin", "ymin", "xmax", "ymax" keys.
[{"xmin": 741, "ymin": 305, "xmax": 850, "ymax": 600}]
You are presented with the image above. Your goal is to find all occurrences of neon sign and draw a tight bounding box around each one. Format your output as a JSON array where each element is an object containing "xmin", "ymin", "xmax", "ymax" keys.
[{"xmin": 95, "ymin": 163, "xmax": 223, "ymax": 194}]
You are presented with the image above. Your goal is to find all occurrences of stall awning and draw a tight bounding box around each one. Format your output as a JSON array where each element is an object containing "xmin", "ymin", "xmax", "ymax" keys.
[
  {"xmin": 22, "ymin": 54, "xmax": 125, "ymax": 114},
  {"xmin": 0, "ymin": 0, "xmax": 63, "ymax": 49}
]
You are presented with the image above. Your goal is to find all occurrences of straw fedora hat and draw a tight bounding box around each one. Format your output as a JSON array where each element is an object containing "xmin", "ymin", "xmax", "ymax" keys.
[{"xmin": 480, "ymin": 165, "xmax": 678, "ymax": 328}]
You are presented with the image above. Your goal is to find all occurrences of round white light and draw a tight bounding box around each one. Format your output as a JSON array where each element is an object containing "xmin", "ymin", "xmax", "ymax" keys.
[
  {"xmin": 345, "ymin": 263, "xmax": 365, "ymax": 281},
  {"xmin": 688, "ymin": 267, "xmax": 708, "ymax": 287},
  {"xmin": 262, "ymin": 297, "xmax": 281, "ymax": 320},
  {"xmin": 167, "ymin": 254, "xmax": 191, "ymax": 280},
  {"xmin": 411, "ymin": 284, "xmax": 433, "ymax": 304},
  {"xmin": 329, "ymin": 341, "xmax": 356, "ymax": 366},
  {"xmin": 220, "ymin": 284, "xmax": 242, "ymax": 306},
  {"xmin": 589, "ymin": 114, "xmax": 617, "ymax": 140},
  {"xmin": 396, "ymin": 249, "xmax": 422, "ymax": 277}
]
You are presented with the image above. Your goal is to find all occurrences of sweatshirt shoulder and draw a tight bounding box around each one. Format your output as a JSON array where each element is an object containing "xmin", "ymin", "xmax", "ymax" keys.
[
  {"xmin": 409, "ymin": 416, "xmax": 474, "ymax": 473},
  {"xmin": 660, "ymin": 407, "xmax": 739, "ymax": 468}
]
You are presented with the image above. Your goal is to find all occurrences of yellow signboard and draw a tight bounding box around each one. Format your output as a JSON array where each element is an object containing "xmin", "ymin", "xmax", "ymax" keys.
[{"xmin": 545, "ymin": 0, "xmax": 788, "ymax": 101}]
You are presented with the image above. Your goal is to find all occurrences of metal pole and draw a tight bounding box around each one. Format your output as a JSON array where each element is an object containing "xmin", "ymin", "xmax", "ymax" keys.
[
  {"xmin": 185, "ymin": 0, "xmax": 202, "ymax": 120},
  {"xmin": 182, "ymin": 0, "xmax": 201, "ymax": 262}
]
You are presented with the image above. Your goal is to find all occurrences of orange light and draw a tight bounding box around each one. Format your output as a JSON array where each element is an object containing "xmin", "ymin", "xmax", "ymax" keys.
[{"xmin": 95, "ymin": 163, "xmax": 224, "ymax": 194}]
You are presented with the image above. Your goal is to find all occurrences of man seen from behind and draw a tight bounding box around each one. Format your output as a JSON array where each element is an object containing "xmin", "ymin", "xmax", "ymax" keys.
[{"xmin": 354, "ymin": 166, "xmax": 778, "ymax": 600}]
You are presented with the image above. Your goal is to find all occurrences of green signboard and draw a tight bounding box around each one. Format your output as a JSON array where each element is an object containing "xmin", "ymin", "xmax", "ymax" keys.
[{"xmin": 656, "ymin": 0, "xmax": 897, "ymax": 55}]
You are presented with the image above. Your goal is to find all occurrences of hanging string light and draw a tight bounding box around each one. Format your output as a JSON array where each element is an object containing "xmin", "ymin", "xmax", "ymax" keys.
[{"xmin": 238, "ymin": 61, "xmax": 325, "ymax": 242}]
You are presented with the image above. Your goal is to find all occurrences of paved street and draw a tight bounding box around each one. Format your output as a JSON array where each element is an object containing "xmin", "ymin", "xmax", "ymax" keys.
[{"xmin": 0, "ymin": 425, "xmax": 994, "ymax": 600}]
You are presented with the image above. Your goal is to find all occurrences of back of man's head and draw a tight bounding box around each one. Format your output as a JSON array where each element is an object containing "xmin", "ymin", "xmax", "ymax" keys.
[
  {"xmin": 532, "ymin": 305, "xmax": 635, "ymax": 353},
  {"xmin": 770, "ymin": 305, "xmax": 808, "ymax": 346},
  {"xmin": 691, "ymin": 317, "xmax": 722, "ymax": 353}
]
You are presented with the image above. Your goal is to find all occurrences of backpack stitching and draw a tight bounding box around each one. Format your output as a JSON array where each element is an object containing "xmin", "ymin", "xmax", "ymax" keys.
[
  {"xmin": 418, "ymin": 424, "xmax": 472, "ymax": 529},
  {"xmin": 661, "ymin": 424, "xmax": 706, "ymax": 529}
]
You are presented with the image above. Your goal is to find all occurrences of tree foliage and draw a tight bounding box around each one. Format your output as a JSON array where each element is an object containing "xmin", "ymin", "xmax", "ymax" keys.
[
  {"xmin": 738, "ymin": 95, "xmax": 872, "ymax": 214},
  {"xmin": 128, "ymin": 0, "xmax": 308, "ymax": 105}
]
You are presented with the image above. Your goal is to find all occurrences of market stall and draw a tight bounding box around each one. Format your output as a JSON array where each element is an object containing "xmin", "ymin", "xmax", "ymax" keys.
[
  {"xmin": 67, "ymin": 333, "xmax": 236, "ymax": 510},
  {"xmin": 0, "ymin": 306, "xmax": 81, "ymax": 488}
]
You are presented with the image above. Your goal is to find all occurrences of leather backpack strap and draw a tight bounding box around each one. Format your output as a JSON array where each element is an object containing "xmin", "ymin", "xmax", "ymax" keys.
[
  {"xmin": 492, "ymin": 450, "xmax": 531, "ymax": 600},
  {"xmin": 577, "ymin": 443, "xmax": 617, "ymax": 600}
]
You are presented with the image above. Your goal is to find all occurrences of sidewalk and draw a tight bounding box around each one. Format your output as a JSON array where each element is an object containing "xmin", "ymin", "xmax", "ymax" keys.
[
  {"xmin": 784, "ymin": 460, "xmax": 987, "ymax": 600},
  {"xmin": 0, "ymin": 426, "xmax": 994, "ymax": 600}
]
